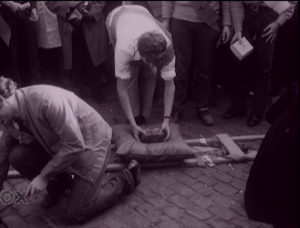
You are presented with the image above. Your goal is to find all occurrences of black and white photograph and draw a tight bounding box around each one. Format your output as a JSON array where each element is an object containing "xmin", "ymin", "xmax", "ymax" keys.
[{"xmin": 0, "ymin": 1, "xmax": 298, "ymax": 228}]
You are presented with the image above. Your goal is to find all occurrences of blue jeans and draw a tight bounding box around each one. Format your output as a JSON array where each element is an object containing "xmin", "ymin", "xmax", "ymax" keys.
[
  {"xmin": 9, "ymin": 143, "xmax": 135, "ymax": 223},
  {"xmin": 229, "ymin": 6, "xmax": 278, "ymax": 117},
  {"xmin": 170, "ymin": 18, "xmax": 220, "ymax": 112}
]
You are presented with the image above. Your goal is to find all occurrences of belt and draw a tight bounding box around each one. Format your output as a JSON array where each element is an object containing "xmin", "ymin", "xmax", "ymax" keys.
[{"xmin": 245, "ymin": 3, "xmax": 270, "ymax": 12}]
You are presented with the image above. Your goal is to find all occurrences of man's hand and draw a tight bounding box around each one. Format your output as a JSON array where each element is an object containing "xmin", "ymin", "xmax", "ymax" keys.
[
  {"xmin": 262, "ymin": 22, "xmax": 280, "ymax": 43},
  {"xmin": 222, "ymin": 25, "xmax": 231, "ymax": 44},
  {"xmin": 231, "ymin": 31, "xmax": 243, "ymax": 45},
  {"xmin": 4, "ymin": 1, "xmax": 23, "ymax": 12},
  {"xmin": 161, "ymin": 18, "xmax": 170, "ymax": 31},
  {"xmin": 69, "ymin": 1, "xmax": 80, "ymax": 8},
  {"xmin": 132, "ymin": 124, "xmax": 146, "ymax": 142},
  {"xmin": 161, "ymin": 119, "xmax": 171, "ymax": 141},
  {"xmin": 26, "ymin": 174, "xmax": 48, "ymax": 197},
  {"xmin": 29, "ymin": 8, "xmax": 38, "ymax": 22}
]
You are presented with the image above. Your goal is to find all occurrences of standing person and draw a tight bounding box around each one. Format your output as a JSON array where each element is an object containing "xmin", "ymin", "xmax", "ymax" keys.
[
  {"xmin": 223, "ymin": 1, "xmax": 297, "ymax": 127},
  {"xmin": 0, "ymin": 1, "xmax": 41, "ymax": 87},
  {"xmin": 35, "ymin": 1, "xmax": 64, "ymax": 86},
  {"xmin": 106, "ymin": 5, "xmax": 176, "ymax": 141},
  {"xmin": 162, "ymin": 1, "xmax": 232, "ymax": 126},
  {"xmin": 46, "ymin": 1, "xmax": 109, "ymax": 104},
  {"xmin": 244, "ymin": 82, "xmax": 299, "ymax": 228},
  {"xmin": 0, "ymin": 76, "xmax": 141, "ymax": 223}
]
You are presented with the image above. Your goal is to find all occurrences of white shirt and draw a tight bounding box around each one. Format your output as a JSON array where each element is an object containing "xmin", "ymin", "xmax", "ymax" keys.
[{"xmin": 109, "ymin": 5, "xmax": 175, "ymax": 81}]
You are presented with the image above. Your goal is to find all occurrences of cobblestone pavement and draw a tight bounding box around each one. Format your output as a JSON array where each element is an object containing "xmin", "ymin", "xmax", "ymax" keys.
[{"xmin": 0, "ymin": 82, "xmax": 274, "ymax": 228}]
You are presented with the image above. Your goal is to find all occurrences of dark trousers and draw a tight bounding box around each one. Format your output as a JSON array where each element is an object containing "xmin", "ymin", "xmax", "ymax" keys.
[
  {"xmin": 229, "ymin": 7, "xmax": 278, "ymax": 117},
  {"xmin": 9, "ymin": 143, "xmax": 135, "ymax": 223},
  {"xmin": 170, "ymin": 18, "xmax": 220, "ymax": 112},
  {"xmin": 0, "ymin": 5, "xmax": 41, "ymax": 87}
]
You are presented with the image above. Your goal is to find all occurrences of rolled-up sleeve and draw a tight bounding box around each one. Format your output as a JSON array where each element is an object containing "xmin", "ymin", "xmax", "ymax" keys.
[
  {"xmin": 40, "ymin": 97, "xmax": 85, "ymax": 177},
  {"xmin": 276, "ymin": 1, "xmax": 297, "ymax": 26},
  {"xmin": 115, "ymin": 45, "xmax": 132, "ymax": 80}
]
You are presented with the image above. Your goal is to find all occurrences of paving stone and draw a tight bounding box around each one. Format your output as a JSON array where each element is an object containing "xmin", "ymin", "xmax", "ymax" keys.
[
  {"xmin": 213, "ymin": 182, "xmax": 239, "ymax": 196},
  {"xmin": 180, "ymin": 214, "xmax": 211, "ymax": 228},
  {"xmin": 197, "ymin": 175, "xmax": 218, "ymax": 186},
  {"xmin": 210, "ymin": 192, "xmax": 235, "ymax": 207},
  {"xmin": 49, "ymin": 214, "xmax": 75, "ymax": 228},
  {"xmin": 230, "ymin": 178, "xmax": 247, "ymax": 191},
  {"xmin": 185, "ymin": 205, "xmax": 213, "ymax": 221},
  {"xmin": 208, "ymin": 205, "xmax": 236, "ymax": 221},
  {"xmin": 134, "ymin": 201, "xmax": 161, "ymax": 222},
  {"xmin": 137, "ymin": 193, "xmax": 168, "ymax": 210},
  {"xmin": 175, "ymin": 172, "xmax": 198, "ymax": 186},
  {"xmin": 101, "ymin": 213, "xmax": 128, "ymax": 228},
  {"xmin": 206, "ymin": 217, "xmax": 237, "ymax": 228},
  {"xmin": 243, "ymin": 165, "xmax": 252, "ymax": 173},
  {"xmin": 23, "ymin": 214, "xmax": 51, "ymax": 228},
  {"xmin": 191, "ymin": 194, "xmax": 214, "ymax": 209},
  {"xmin": 167, "ymin": 194, "xmax": 193, "ymax": 209},
  {"xmin": 180, "ymin": 167, "xmax": 204, "ymax": 179},
  {"xmin": 172, "ymin": 182, "xmax": 195, "ymax": 197},
  {"xmin": 123, "ymin": 214, "xmax": 152, "ymax": 228},
  {"xmin": 230, "ymin": 201, "xmax": 248, "ymax": 217},
  {"xmin": 212, "ymin": 171, "xmax": 233, "ymax": 183},
  {"xmin": 161, "ymin": 204, "xmax": 185, "ymax": 220},
  {"xmin": 190, "ymin": 182, "xmax": 214, "ymax": 197},
  {"xmin": 1, "ymin": 215, "xmax": 27, "ymax": 228},
  {"xmin": 112, "ymin": 203, "xmax": 139, "ymax": 220},
  {"xmin": 155, "ymin": 215, "xmax": 181, "ymax": 228},
  {"xmin": 232, "ymin": 163, "xmax": 251, "ymax": 171},
  {"xmin": 232, "ymin": 191, "xmax": 245, "ymax": 203},
  {"xmin": 228, "ymin": 169, "xmax": 249, "ymax": 180},
  {"xmin": 232, "ymin": 216, "xmax": 272, "ymax": 228},
  {"xmin": 214, "ymin": 164, "xmax": 235, "ymax": 173}
]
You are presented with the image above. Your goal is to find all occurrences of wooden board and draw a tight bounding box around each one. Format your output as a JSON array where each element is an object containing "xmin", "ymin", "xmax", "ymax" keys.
[{"xmin": 216, "ymin": 134, "xmax": 245, "ymax": 161}]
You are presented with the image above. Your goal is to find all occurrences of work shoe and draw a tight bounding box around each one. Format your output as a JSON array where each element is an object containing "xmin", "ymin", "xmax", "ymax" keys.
[
  {"xmin": 197, "ymin": 110, "xmax": 214, "ymax": 126},
  {"xmin": 247, "ymin": 115, "xmax": 261, "ymax": 127},
  {"xmin": 128, "ymin": 160, "xmax": 141, "ymax": 188}
]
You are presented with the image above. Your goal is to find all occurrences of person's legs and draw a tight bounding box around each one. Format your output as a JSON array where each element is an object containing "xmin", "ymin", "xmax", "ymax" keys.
[
  {"xmin": 139, "ymin": 63, "xmax": 157, "ymax": 118},
  {"xmin": 249, "ymin": 9, "xmax": 278, "ymax": 124},
  {"xmin": 169, "ymin": 18, "xmax": 194, "ymax": 114},
  {"xmin": 193, "ymin": 23, "xmax": 220, "ymax": 126},
  {"xmin": 66, "ymin": 148, "xmax": 137, "ymax": 223}
]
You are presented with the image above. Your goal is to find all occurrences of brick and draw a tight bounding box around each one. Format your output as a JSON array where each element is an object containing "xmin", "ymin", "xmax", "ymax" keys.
[
  {"xmin": 232, "ymin": 216, "xmax": 272, "ymax": 228},
  {"xmin": 175, "ymin": 172, "xmax": 198, "ymax": 186},
  {"xmin": 148, "ymin": 181, "xmax": 175, "ymax": 198},
  {"xmin": 140, "ymin": 193, "xmax": 168, "ymax": 209},
  {"xmin": 208, "ymin": 205, "xmax": 236, "ymax": 221},
  {"xmin": 191, "ymin": 194, "xmax": 214, "ymax": 209},
  {"xmin": 206, "ymin": 217, "xmax": 237, "ymax": 228},
  {"xmin": 181, "ymin": 167, "xmax": 204, "ymax": 179},
  {"xmin": 228, "ymin": 169, "xmax": 249, "ymax": 180},
  {"xmin": 230, "ymin": 201, "xmax": 247, "ymax": 217},
  {"xmin": 173, "ymin": 182, "xmax": 195, "ymax": 197},
  {"xmin": 112, "ymin": 203, "xmax": 138, "ymax": 220},
  {"xmin": 190, "ymin": 183, "xmax": 214, "ymax": 197},
  {"xmin": 102, "ymin": 213, "xmax": 130, "ymax": 228},
  {"xmin": 230, "ymin": 179, "xmax": 247, "ymax": 191},
  {"xmin": 197, "ymin": 175, "xmax": 218, "ymax": 186},
  {"xmin": 167, "ymin": 194, "xmax": 193, "ymax": 209},
  {"xmin": 134, "ymin": 201, "xmax": 161, "ymax": 222},
  {"xmin": 186, "ymin": 205, "xmax": 213, "ymax": 221},
  {"xmin": 151, "ymin": 172, "xmax": 177, "ymax": 186},
  {"xmin": 161, "ymin": 204, "xmax": 185, "ymax": 220},
  {"xmin": 156, "ymin": 215, "xmax": 181, "ymax": 228},
  {"xmin": 232, "ymin": 191, "xmax": 245, "ymax": 203},
  {"xmin": 215, "ymin": 164, "xmax": 234, "ymax": 173},
  {"xmin": 212, "ymin": 171, "xmax": 233, "ymax": 183},
  {"xmin": 213, "ymin": 182, "xmax": 239, "ymax": 196},
  {"xmin": 210, "ymin": 192, "xmax": 235, "ymax": 207},
  {"xmin": 243, "ymin": 165, "xmax": 252, "ymax": 173},
  {"xmin": 1, "ymin": 215, "xmax": 28, "ymax": 228},
  {"xmin": 232, "ymin": 162, "xmax": 251, "ymax": 171},
  {"xmin": 180, "ymin": 214, "xmax": 211, "ymax": 228}
]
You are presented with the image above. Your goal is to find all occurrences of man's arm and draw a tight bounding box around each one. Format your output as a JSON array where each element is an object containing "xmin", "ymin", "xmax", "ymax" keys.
[{"xmin": 117, "ymin": 78, "xmax": 146, "ymax": 141}]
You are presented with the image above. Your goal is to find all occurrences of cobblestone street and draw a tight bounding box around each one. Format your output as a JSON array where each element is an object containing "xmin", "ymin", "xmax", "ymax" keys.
[{"xmin": 0, "ymin": 82, "xmax": 274, "ymax": 228}]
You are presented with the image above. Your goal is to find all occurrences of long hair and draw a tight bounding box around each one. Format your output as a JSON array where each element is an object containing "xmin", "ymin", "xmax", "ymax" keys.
[{"xmin": 137, "ymin": 31, "xmax": 167, "ymax": 67}]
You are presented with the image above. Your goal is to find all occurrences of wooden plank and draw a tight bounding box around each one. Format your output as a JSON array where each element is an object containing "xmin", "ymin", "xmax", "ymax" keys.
[{"xmin": 216, "ymin": 134, "xmax": 245, "ymax": 161}]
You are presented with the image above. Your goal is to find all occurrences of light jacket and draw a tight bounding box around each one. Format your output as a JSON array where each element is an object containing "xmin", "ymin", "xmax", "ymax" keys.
[{"xmin": 0, "ymin": 85, "xmax": 112, "ymax": 189}]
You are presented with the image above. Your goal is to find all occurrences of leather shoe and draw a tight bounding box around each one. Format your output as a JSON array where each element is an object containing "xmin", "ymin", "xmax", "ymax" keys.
[
  {"xmin": 197, "ymin": 110, "xmax": 214, "ymax": 126},
  {"xmin": 222, "ymin": 109, "xmax": 247, "ymax": 119},
  {"xmin": 128, "ymin": 160, "xmax": 141, "ymax": 188},
  {"xmin": 247, "ymin": 116, "xmax": 261, "ymax": 127},
  {"xmin": 171, "ymin": 110, "xmax": 183, "ymax": 123}
]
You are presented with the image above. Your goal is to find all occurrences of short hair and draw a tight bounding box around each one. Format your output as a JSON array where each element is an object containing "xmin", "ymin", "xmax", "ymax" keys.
[
  {"xmin": 137, "ymin": 31, "xmax": 167, "ymax": 67},
  {"xmin": 0, "ymin": 76, "xmax": 17, "ymax": 99}
]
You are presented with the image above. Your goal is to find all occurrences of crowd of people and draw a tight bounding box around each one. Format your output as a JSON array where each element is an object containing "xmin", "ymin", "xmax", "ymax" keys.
[{"xmin": 0, "ymin": 1, "xmax": 299, "ymax": 227}]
